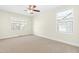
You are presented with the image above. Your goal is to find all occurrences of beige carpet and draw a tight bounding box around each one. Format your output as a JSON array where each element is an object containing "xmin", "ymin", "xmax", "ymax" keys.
[{"xmin": 0, "ymin": 35, "xmax": 79, "ymax": 53}]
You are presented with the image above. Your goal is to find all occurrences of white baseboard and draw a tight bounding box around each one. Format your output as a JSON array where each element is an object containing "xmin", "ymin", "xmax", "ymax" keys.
[
  {"xmin": 0, "ymin": 33, "xmax": 79, "ymax": 47},
  {"xmin": 34, "ymin": 34, "xmax": 79, "ymax": 47},
  {"xmin": 0, "ymin": 34, "xmax": 33, "ymax": 40}
]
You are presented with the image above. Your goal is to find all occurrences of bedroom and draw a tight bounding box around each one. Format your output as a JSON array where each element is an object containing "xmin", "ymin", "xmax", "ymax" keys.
[{"xmin": 0, "ymin": 5, "xmax": 78, "ymax": 53}]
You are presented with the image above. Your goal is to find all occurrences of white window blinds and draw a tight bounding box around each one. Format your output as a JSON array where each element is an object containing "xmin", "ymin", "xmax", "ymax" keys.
[{"xmin": 56, "ymin": 9, "xmax": 73, "ymax": 34}]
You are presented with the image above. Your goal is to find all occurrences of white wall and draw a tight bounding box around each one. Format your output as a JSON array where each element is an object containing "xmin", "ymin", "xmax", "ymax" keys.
[
  {"xmin": 0, "ymin": 10, "xmax": 33, "ymax": 39},
  {"xmin": 0, "ymin": 5, "xmax": 79, "ymax": 47},
  {"xmin": 34, "ymin": 5, "xmax": 79, "ymax": 47}
]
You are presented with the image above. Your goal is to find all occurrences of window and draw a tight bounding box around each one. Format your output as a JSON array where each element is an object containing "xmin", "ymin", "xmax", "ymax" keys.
[
  {"xmin": 11, "ymin": 17, "xmax": 25, "ymax": 31},
  {"xmin": 56, "ymin": 9, "xmax": 73, "ymax": 34}
]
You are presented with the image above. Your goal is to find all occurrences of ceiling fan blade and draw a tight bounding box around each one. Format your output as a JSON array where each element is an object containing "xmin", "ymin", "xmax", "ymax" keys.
[{"xmin": 33, "ymin": 10, "xmax": 40, "ymax": 12}]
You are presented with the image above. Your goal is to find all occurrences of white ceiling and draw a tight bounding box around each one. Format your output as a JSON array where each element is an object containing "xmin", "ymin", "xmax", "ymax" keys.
[{"xmin": 0, "ymin": 5, "xmax": 58, "ymax": 16}]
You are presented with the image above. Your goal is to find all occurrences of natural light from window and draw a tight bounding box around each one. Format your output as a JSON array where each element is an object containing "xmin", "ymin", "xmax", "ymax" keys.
[{"xmin": 56, "ymin": 9, "xmax": 73, "ymax": 34}]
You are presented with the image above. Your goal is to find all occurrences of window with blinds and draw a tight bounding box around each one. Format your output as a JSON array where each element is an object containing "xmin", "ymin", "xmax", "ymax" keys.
[
  {"xmin": 11, "ymin": 17, "xmax": 25, "ymax": 31},
  {"xmin": 56, "ymin": 9, "xmax": 73, "ymax": 34}
]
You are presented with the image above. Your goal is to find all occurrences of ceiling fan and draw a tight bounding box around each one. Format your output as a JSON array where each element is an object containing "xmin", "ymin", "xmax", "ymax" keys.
[{"xmin": 24, "ymin": 5, "xmax": 40, "ymax": 14}]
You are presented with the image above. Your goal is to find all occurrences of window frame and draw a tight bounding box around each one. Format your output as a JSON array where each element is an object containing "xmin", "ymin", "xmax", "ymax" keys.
[{"xmin": 56, "ymin": 9, "xmax": 74, "ymax": 34}]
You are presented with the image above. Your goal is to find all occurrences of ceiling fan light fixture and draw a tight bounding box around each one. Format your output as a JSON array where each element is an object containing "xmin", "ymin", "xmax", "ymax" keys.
[
  {"xmin": 25, "ymin": 5, "xmax": 40, "ymax": 14},
  {"xmin": 27, "ymin": 10, "xmax": 34, "ymax": 14}
]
